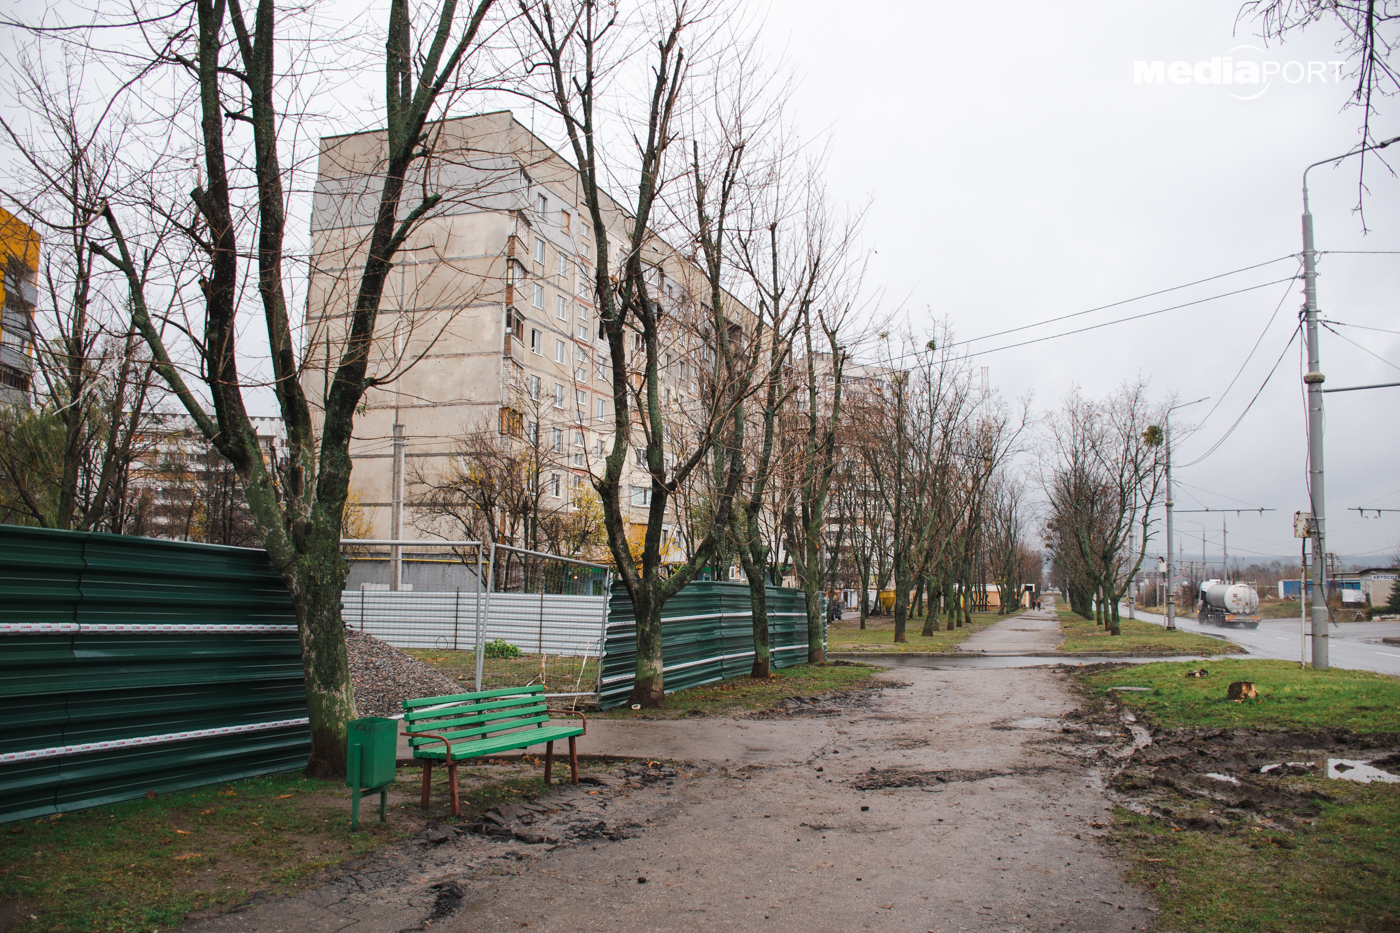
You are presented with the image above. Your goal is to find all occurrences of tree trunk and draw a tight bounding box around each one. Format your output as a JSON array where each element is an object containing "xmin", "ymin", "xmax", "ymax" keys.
[
  {"xmin": 920, "ymin": 574, "xmax": 936, "ymax": 636},
  {"xmin": 741, "ymin": 552, "xmax": 771, "ymax": 678},
  {"xmin": 294, "ymin": 538, "xmax": 357, "ymax": 777}
]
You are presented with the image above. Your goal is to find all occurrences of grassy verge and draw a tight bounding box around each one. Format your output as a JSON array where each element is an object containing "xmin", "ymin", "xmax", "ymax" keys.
[
  {"xmin": 1111, "ymin": 782, "xmax": 1400, "ymax": 933},
  {"xmin": 1057, "ymin": 609, "xmax": 1242, "ymax": 655},
  {"xmin": 1078, "ymin": 658, "xmax": 1400, "ymax": 932},
  {"xmin": 1081, "ymin": 657, "xmax": 1400, "ymax": 732},
  {"xmin": 826, "ymin": 611, "xmax": 1005, "ymax": 652},
  {"xmin": 595, "ymin": 662, "xmax": 882, "ymax": 719},
  {"xmin": 0, "ymin": 762, "xmax": 554, "ymax": 933}
]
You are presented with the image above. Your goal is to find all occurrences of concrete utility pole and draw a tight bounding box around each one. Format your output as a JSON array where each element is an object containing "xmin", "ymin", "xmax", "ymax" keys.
[
  {"xmin": 1162, "ymin": 397, "xmax": 1206, "ymax": 631},
  {"xmin": 391, "ymin": 422, "xmax": 405, "ymax": 591},
  {"xmin": 1299, "ymin": 135, "xmax": 1399, "ymax": 667}
]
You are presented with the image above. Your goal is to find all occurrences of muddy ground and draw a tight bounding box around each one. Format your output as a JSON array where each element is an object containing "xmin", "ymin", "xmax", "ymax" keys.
[
  {"xmin": 174, "ymin": 653, "xmax": 1400, "ymax": 933},
  {"xmin": 182, "ymin": 659, "xmax": 1169, "ymax": 933}
]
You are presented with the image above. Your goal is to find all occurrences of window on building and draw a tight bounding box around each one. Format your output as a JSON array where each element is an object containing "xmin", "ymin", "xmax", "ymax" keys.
[
  {"xmin": 596, "ymin": 397, "xmax": 607, "ymax": 419},
  {"xmin": 557, "ymin": 296, "xmax": 568, "ymax": 320},
  {"xmin": 576, "ymin": 388, "xmax": 586, "ymax": 414},
  {"xmin": 634, "ymin": 447, "xmax": 646, "ymax": 467},
  {"xmin": 534, "ymin": 236, "xmax": 545, "ymax": 263},
  {"xmin": 577, "ymin": 322, "xmax": 589, "ymax": 341},
  {"xmin": 538, "ymin": 194, "xmax": 548, "ymax": 216},
  {"xmin": 576, "ymin": 352, "xmax": 588, "ymax": 382},
  {"xmin": 630, "ymin": 485, "xmax": 651, "ymax": 507},
  {"xmin": 558, "ymin": 254, "xmax": 568, "ymax": 277},
  {"xmin": 550, "ymin": 473, "xmax": 561, "ymax": 498},
  {"xmin": 528, "ymin": 421, "xmax": 539, "ymax": 443},
  {"xmin": 552, "ymin": 427, "xmax": 563, "ymax": 451},
  {"xmin": 555, "ymin": 339, "xmax": 565, "ymax": 364},
  {"xmin": 530, "ymin": 328, "xmax": 541, "ymax": 353},
  {"xmin": 553, "ymin": 383, "xmax": 565, "ymax": 408},
  {"xmin": 532, "ymin": 283, "xmax": 544, "ymax": 308},
  {"xmin": 528, "ymin": 374, "xmax": 541, "ymax": 399},
  {"xmin": 573, "ymin": 431, "xmax": 585, "ymax": 466}
]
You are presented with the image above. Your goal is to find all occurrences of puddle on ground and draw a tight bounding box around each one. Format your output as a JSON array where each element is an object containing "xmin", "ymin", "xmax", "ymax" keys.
[
  {"xmin": 1258, "ymin": 759, "xmax": 1400, "ymax": 782},
  {"xmin": 996, "ymin": 717, "xmax": 1059, "ymax": 730},
  {"xmin": 1327, "ymin": 759, "xmax": 1400, "ymax": 783}
]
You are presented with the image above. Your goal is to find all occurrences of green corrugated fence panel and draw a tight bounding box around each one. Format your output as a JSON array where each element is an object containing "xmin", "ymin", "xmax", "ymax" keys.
[
  {"xmin": 599, "ymin": 581, "xmax": 822, "ymax": 709},
  {"xmin": 0, "ymin": 525, "xmax": 310, "ymax": 824}
]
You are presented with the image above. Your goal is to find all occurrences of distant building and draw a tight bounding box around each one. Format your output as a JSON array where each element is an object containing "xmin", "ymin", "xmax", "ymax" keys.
[
  {"xmin": 1329, "ymin": 568, "xmax": 1398, "ymax": 607},
  {"xmin": 0, "ymin": 208, "xmax": 39, "ymax": 405}
]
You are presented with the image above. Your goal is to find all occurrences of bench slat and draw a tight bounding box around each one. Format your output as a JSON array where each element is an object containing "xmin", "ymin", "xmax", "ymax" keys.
[
  {"xmin": 402, "ymin": 692, "xmax": 545, "ymax": 724},
  {"xmin": 404, "ymin": 702, "xmax": 548, "ymax": 734},
  {"xmin": 409, "ymin": 714, "xmax": 553, "ymax": 745},
  {"xmin": 402, "ymin": 685, "xmax": 544, "ymax": 710},
  {"xmin": 411, "ymin": 724, "xmax": 584, "ymax": 761}
]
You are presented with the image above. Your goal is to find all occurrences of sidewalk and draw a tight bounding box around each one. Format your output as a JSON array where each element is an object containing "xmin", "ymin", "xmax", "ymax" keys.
[{"xmin": 957, "ymin": 608, "xmax": 1064, "ymax": 655}]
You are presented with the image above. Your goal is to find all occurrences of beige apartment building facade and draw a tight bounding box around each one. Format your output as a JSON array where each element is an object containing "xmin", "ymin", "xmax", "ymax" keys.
[{"xmin": 304, "ymin": 110, "xmax": 730, "ymax": 560}]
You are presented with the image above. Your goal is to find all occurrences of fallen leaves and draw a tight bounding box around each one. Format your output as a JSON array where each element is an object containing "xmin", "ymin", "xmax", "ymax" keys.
[{"xmin": 173, "ymin": 853, "xmax": 202, "ymax": 861}]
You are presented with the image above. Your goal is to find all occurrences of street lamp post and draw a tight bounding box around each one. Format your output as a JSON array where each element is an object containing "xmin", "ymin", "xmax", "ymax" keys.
[
  {"xmin": 1300, "ymin": 134, "xmax": 1400, "ymax": 671},
  {"xmin": 1163, "ymin": 397, "xmax": 1207, "ymax": 632}
]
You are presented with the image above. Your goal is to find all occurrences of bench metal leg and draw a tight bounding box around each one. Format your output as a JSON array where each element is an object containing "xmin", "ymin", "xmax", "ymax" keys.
[
  {"xmin": 544, "ymin": 741, "xmax": 554, "ymax": 785},
  {"xmin": 420, "ymin": 761, "xmax": 432, "ymax": 810},
  {"xmin": 447, "ymin": 761, "xmax": 461, "ymax": 817},
  {"xmin": 569, "ymin": 735, "xmax": 579, "ymax": 785}
]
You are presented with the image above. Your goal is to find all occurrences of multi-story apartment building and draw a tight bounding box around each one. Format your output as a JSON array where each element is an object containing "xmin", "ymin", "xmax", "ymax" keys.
[
  {"xmin": 0, "ymin": 208, "xmax": 40, "ymax": 405},
  {"xmin": 304, "ymin": 111, "xmax": 739, "ymax": 559}
]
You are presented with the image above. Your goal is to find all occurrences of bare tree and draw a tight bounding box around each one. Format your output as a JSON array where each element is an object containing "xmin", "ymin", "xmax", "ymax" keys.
[
  {"xmin": 520, "ymin": 0, "xmax": 782, "ymax": 706},
  {"xmin": 1043, "ymin": 383, "xmax": 1165, "ymax": 635},
  {"xmin": 5, "ymin": 0, "xmax": 503, "ymax": 775},
  {"xmin": 1240, "ymin": 1, "xmax": 1399, "ymax": 223}
]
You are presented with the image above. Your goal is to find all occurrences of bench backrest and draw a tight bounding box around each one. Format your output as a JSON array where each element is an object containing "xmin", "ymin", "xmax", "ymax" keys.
[{"xmin": 402, "ymin": 685, "xmax": 549, "ymax": 750}]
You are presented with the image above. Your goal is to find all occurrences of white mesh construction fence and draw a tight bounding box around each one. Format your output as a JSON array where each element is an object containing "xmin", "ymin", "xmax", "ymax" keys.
[{"xmin": 340, "ymin": 540, "xmax": 610, "ymax": 697}]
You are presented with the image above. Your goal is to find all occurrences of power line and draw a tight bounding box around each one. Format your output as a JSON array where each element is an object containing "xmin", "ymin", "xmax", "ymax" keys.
[
  {"xmin": 947, "ymin": 254, "xmax": 1299, "ymax": 350},
  {"xmin": 1321, "ymin": 319, "xmax": 1400, "ymax": 336},
  {"xmin": 1177, "ymin": 323, "xmax": 1301, "ymax": 468},
  {"xmin": 1187, "ymin": 269, "xmax": 1301, "ymax": 436},
  {"xmin": 1321, "ymin": 322, "xmax": 1400, "ymax": 373},
  {"xmin": 973, "ymin": 277, "xmax": 1300, "ymax": 357}
]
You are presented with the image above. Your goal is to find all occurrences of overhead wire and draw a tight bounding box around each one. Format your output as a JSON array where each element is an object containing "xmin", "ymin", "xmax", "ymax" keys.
[
  {"xmin": 1321, "ymin": 322, "xmax": 1400, "ymax": 373},
  {"xmin": 1182, "ymin": 267, "xmax": 1301, "ymax": 436},
  {"xmin": 1178, "ymin": 322, "xmax": 1302, "ymax": 468},
  {"xmin": 972, "ymin": 277, "xmax": 1301, "ymax": 356},
  {"xmin": 944, "ymin": 254, "xmax": 1299, "ymax": 350},
  {"xmin": 1322, "ymin": 320, "xmax": 1400, "ymax": 336}
]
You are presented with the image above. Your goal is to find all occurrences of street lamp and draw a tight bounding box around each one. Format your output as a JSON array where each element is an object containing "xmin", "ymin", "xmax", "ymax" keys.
[
  {"xmin": 1164, "ymin": 397, "xmax": 1207, "ymax": 631},
  {"xmin": 1300, "ymin": 134, "xmax": 1400, "ymax": 670}
]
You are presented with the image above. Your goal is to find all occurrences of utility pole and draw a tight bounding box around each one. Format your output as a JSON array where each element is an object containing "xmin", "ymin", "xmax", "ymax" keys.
[
  {"xmin": 1222, "ymin": 517, "xmax": 1228, "ymax": 584},
  {"xmin": 1161, "ymin": 397, "xmax": 1205, "ymax": 630},
  {"xmin": 1295, "ymin": 137, "xmax": 1400, "ymax": 665},
  {"xmin": 390, "ymin": 422, "xmax": 405, "ymax": 591}
]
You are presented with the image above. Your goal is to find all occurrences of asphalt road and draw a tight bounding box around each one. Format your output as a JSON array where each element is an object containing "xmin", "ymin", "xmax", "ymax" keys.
[{"xmin": 1127, "ymin": 605, "xmax": 1400, "ymax": 677}]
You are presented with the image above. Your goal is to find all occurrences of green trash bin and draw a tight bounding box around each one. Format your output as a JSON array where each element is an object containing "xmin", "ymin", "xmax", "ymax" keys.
[{"xmin": 347, "ymin": 717, "xmax": 397, "ymax": 829}]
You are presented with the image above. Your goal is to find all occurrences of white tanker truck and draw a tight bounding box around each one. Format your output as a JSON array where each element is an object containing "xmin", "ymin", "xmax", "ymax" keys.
[{"xmin": 1197, "ymin": 580, "xmax": 1261, "ymax": 629}]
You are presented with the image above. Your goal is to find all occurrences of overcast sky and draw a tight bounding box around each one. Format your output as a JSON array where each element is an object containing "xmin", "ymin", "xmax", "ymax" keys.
[{"xmin": 753, "ymin": 0, "xmax": 1399, "ymax": 569}]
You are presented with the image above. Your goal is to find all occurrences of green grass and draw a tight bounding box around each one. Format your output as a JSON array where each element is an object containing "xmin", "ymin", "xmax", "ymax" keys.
[
  {"xmin": 596, "ymin": 661, "xmax": 882, "ymax": 719},
  {"xmin": 1082, "ymin": 658, "xmax": 1400, "ymax": 732},
  {"xmin": 1111, "ymin": 780, "xmax": 1400, "ymax": 932},
  {"xmin": 0, "ymin": 764, "xmax": 552, "ymax": 933},
  {"xmin": 825, "ymin": 610, "xmax": 1005, "ymax": 652},
  {"xmin": 1057, "ymin": 609, "xmax": 1242, "ymax": 655}
]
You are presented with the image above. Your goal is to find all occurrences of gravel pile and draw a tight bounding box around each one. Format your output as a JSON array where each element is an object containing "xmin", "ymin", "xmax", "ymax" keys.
[{"xmin": 345, "ymin": 629, "xmax": 460, "ymax": 718}]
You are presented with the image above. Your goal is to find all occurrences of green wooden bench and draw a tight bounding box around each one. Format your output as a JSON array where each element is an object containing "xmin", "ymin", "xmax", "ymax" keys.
[{"xmin": 402, "ymin": 685, "xmax": 586, "ymax": 817}]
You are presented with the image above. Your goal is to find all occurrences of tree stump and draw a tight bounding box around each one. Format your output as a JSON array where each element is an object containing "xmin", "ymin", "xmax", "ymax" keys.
[{"xmin": 1227, "ymin": 681, "xmax": 1257, "ymax": 701}]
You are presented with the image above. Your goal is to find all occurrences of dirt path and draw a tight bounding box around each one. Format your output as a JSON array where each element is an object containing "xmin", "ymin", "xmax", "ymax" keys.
[
  {"xmin": 182, "ymin": 664, "xmax": 1155, "ymax": 933},
  {"xmin": 959, "ymin": 609, "xmax": 1064, "ymax": 656}
]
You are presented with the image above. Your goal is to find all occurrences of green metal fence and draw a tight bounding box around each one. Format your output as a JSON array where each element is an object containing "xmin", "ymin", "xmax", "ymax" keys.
[
  {"xmin": 0, "ymin": 525, "xmax": 310, "ymax": 823},
  {"xmin": 599, "ymin": 581, "xmax": 818, "ymax": 709}
]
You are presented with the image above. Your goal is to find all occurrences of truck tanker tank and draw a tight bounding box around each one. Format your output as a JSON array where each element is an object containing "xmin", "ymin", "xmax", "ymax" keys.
[{"xmin": 1198, "ymin": 582, "xmax": 1260, "ymax": 628}]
